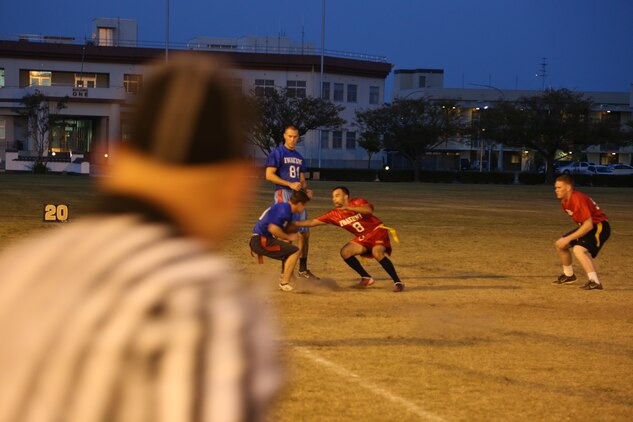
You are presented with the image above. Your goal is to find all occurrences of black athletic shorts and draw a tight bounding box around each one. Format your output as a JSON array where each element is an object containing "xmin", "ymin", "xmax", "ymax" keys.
[
  {"xmin": 249, "ymin": 234, "xmax": 299, "ymax": 261},
  {"xmin": 565, "ymin": 220, "xmax": 610, "ymax": 258}
]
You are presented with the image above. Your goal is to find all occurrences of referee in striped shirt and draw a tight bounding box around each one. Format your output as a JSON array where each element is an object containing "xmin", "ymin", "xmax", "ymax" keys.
[{"xmin": 0, "ymin": 54, "xmax": 281, "ymax": 422}]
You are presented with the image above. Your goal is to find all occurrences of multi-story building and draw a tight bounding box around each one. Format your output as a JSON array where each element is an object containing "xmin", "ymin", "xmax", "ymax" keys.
[
  {"xmin": 393, "ymin": 69, "xmax": 633, "ymax": 172},
  {"xmin": 0, "ymin": 18, "xmax": 392, "ymax": 173}
]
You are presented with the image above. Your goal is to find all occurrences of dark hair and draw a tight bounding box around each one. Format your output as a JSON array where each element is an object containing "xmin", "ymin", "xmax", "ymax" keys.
[
  {"xmin": 284, "ymin": 125, "xmax": 299, "ymax": 134},
  {"xmin": 289, "ymin": 190, "xmax": 310, "ymax": 204},
  {"xmin": 555, "ymin": 174, "xmax": 575, "ymax": 186},
  {"xmin": 332, "ymin": 186, "xmax": 350, "ymax": 196},
  {"xmin": 131, "ymin": 54, "xmax": 247, "ymax": 165}
]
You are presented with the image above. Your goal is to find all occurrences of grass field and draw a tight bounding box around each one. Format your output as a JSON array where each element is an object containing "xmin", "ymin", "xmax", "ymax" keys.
[{"xmin": 1, "ymin": 174, "xmax": 633, "ymax": 421}]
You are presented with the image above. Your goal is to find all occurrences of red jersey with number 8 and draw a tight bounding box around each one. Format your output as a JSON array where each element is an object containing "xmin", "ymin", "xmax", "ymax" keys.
[{"xmin": 316, "ymin": 198, "xmax": 383, "ymax": 234}]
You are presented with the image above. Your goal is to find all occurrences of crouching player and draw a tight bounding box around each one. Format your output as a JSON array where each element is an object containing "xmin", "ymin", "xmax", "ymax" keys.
[
  {"xmin": 250, "ymin": 190, "xmax": 311, "ymax": 291},
  {"xmin": 294, "ymin": 186, "xmax": 404, "ymax": 292}
]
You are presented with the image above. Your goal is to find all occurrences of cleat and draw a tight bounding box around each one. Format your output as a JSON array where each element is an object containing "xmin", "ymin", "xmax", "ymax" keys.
[
  {"xmin": 580, "ymin": 280, "xmax": 603, "ymax": 290},
  {"xmin": 298, "ymin": 269, "xmax": 320, "ymax": 280},
  {"xmin": 278, "ymin": 283, "xmax": 294, "ymax": 292},
  {"xmin": 553, "ymin": 274, "xmax": 577, "ymax": 285},
  {"xmin": 393, "ymin": 282, "xmax": 404, "ymax": 292},
  {"xmin": 358, "ymin": 277, "xmax": 375, "ymax": 287}
]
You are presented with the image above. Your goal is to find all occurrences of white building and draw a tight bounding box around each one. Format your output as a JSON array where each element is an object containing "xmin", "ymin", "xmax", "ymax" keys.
[
  {"xmin": 393, "ymin": 69, "xmax": 633, "ymax": 171},
  {"xmin": 0, "ymin": 19, "xmax": 392, "ymax": 173}
]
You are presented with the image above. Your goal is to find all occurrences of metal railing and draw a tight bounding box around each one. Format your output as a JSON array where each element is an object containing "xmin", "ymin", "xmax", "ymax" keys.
[{"xmin": 0, "ymin": 33, "xmax": 388, "ymax": 63}]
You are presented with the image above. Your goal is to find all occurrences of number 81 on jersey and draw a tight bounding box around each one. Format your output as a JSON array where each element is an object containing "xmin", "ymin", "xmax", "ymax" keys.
[{"xmin": 43, "ymin": 204, "xmax": 69, "ymax": 222}]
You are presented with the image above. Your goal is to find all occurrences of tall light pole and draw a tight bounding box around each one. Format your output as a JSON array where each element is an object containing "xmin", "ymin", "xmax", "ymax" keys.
[
  {"xmin": 165, "ymin": 0, "xmax": 170, "ymax": 62},
  {"xmin": 318, "ymin": 0, "xmax": 325, "ymax": 168}
]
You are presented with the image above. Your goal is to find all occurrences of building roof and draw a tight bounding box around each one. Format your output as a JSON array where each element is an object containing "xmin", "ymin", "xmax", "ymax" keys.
[{"xmin": 0, "ymin": 40, "xmax": 393, "ymax": 79}]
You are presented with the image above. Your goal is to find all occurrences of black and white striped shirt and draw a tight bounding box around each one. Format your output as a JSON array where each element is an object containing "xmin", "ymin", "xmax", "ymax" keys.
[{"xmin": 0, "ymin": 214, "xmax": 281, "ymax": 422}]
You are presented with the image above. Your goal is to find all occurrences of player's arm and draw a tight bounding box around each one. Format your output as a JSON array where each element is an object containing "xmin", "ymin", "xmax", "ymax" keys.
[
  {"xmin": 557, "ymin": 217, "xmax": 593, "ymax": 248},
  {"xmin": 268, "ymin": 223, "xmax": 298, "ymax": 242},
  {"xmin": 293, "ymin": 218, "xmax": 327, "ymax": 228},
  {"xmin": 299, "ymin": 172, "xmax": 308, "ymax": 190},
  {"xmin": 265, "ymin": 167, "xmax": 302, "ymax": 191}
]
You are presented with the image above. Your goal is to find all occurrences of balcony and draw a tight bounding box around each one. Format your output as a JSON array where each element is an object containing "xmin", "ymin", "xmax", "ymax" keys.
[{"xmin": 0, "ymin": 85, "xmax": 127, "ymax": 102}]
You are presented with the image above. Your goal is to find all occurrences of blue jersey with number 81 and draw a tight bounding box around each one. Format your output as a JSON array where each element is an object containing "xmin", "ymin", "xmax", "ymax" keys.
[{"xmin": 265, "ymin": 145, "xmax": 306, "ymax": 191}]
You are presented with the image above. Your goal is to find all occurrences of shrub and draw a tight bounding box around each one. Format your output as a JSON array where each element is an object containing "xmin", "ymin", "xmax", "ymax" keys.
[
  {"xmin": 30, "ymin": 162, "xmax": 49, "ymax": 174},
  {"xmin": 518, "ymin": 173, "xmax": 546, "ymax": 185},
  {"xmin": 458, "ymin": 171, "xmax": 515, "ymax": 184}
]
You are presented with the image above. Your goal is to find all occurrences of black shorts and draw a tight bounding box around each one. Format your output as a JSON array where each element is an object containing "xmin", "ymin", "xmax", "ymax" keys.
[
  {"xmin": 249, "ymin": 234, "xmax": 299, "ymax": 261},
  {"xmin": 565, "ymin": 220, "xmax": 610, "ymax": 258}
]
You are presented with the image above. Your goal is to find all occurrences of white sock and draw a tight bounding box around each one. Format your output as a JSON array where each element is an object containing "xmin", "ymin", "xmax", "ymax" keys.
[
  {"xmin": 563, "ymin": 265, "xmax": 574, "ymax": 277},
  {"xmin": 587, "ymin": 272, "xmax": 600, "ymax": 284}
]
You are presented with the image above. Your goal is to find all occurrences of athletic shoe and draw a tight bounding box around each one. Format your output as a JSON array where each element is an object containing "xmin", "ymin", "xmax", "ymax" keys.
[
  {"xmin": 580, "ymin": 280, "xmax": 603, "ymax": 290},
  {"xmin": 393, "ymin": 282, "xmax": 405, "ymax": 292},
  {"xmin": 298, "ymin": 269, "xmax": 320, "ymax": 280},
  {"xmin": 278, "ymin": 283, "xmax": 294, "ymax": 292},
  {"xmin": 358, "ymin": 276, "xmax": 375, "ymax": 287},
  {"xmin": 553, "ymin": 274, "xmax": 577, "ymax": 285}
]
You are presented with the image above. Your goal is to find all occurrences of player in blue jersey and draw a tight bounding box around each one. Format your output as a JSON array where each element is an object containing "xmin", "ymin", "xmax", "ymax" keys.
[
  {"xmin": 250, "ymin": 190, "xmax": 311, "ymax": 291},
  {"xmin": 265, "ymin": 125, "xmax": 319, "ymax": 280}
]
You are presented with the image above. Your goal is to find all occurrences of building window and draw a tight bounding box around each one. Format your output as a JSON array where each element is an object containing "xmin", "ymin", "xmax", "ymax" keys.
[
  {"xmin": 418, "ymin": 75, "xmax": 426, "ymax": 88},
  {"xmin": 347, "ymin": 84, "xmax": 357, "ymax": 103},
  {"xmin": 74, "ymin": 73, "xmax": 97, "ymax": 88},
  {"xmin": 321, "ymin": 82, "xmax": 330, "ymax": 100},
  {"xmin": 346, "ymin": 131, "xmax": 356, "ymax": 149},
  {"xmin": 231, "ymin": 78, "xmax": 243, "ymax": 95},
  {"xmin": 320, "ymin": 130, "xmax": 329, "ymax": 149},
  {"xmin": 287, "ymin": 80, "xmax": 306, "ymax": 98},
  {"xmin": 333, "ymin": 83, "xmax": 344, "ymax": 102},
  {"xmin": 369, "ymin": 86, "xmax": 379, "ymax": 105},
  {"xmin": 29, "ymin": 71, "xmax": 52, "ymax": 86},
  {"xmin": 0, "ymin": 119, "xmax": 5, "ymax": 140},
  {"xmin": 0, "ymin": 68, "xmax": 4, "ymax": 88},
  {"xmin": 98, "ymin": 27, "xmax": 114, "ymax": 46},
  {"xmin": 332, "ymin": 131, "xmax": 343, "ymax": 149},
  {"xmin": 124, "ymin": 74, "xmax": 143, "ymax": 94},
  {"xmin": 255, "ymin": 79, "xmax": 275, "ymax": 96}
]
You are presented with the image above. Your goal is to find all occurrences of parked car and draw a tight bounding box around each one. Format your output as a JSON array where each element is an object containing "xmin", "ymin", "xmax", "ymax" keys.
[
  {"xmin": 607, "ymin": 164, "xmax": 633, "ymax": 175},
  {"xmin": 586, "ymin": 165, "xmax": 614, "ymax": 175},
  {"xmin": 540, "ymin": 160, "xmax": 570, "ymax": 173},
  {"xmin": 556, "ymin": 161, "xmax": 595, "ymax": 175}
]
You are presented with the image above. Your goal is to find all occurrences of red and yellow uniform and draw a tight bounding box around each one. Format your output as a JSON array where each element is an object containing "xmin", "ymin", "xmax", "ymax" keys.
[
  {"xmin": 561, "ymin": 190, "xmax": 610, "ymax": 258},
  {"xmin": 316, "ymin": 198, "xmax": 392, "ymax": 256},
  {"xmin": 561, "ymin": 191, "xmax": 608, "ymax": 225}
]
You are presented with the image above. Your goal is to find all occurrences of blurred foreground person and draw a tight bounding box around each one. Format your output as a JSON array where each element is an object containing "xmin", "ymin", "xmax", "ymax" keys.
[
  {"xmin": 0, "ymin": 54, "xmax": 281, "ymax": 422},
  {"xmin": 553, "ymin": 174, "xmax": 610, "ymax": 290}
]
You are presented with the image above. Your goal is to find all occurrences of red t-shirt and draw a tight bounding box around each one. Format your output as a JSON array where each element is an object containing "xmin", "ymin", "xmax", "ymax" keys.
[
  {"xmin": 316, "ymin": 198, "xmax": 383, "ymax": 236},
  {"xmin": 561, "ymin": 191, "xmax": 608, "ymax": 225}
]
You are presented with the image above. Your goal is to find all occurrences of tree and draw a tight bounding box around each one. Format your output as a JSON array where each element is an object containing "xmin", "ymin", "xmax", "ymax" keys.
[
  {"xmin": 356, "ymin": 98, "xmax": 464, "ymax": 181},
  {"xmin": 354, "ymin": 107, "xmax": 386, "ymax": 169},
  {"xmin": 485, "ymin": 89, "xmax": 622, "ymax": 182},
  {"xmin": 15, "ymin": 90, "xmax": 68, "ymax": 173},
  {"xmin": 248, "ymin": 88, "xmax": 345, "ymax": 155}
]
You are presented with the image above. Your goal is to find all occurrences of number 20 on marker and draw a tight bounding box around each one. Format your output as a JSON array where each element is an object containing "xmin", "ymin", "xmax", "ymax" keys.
[{"xmin": 44, "ymin": 204, "xmax": 69, "ymax": 222}]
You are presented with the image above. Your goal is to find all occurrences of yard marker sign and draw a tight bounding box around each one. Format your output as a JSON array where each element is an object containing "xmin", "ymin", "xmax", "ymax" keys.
[{"xmin": 43, "ymin": 204, "xmax": 69, "ymax": 222}]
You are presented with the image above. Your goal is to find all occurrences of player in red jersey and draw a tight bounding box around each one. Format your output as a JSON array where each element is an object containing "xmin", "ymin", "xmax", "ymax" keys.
[
  {"xmin": 553, "ymin": 174, "xmax": 610, "ymax": 290},
  {"xmin": 293, "ymin": 186, "xmax": 404, "ymax": 292}
]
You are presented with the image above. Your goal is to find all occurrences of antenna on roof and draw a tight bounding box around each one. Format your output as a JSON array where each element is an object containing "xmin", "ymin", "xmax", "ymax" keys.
[{"xmin": 537, "ymin": 57, "xmax": 548, "ymax": 90}]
